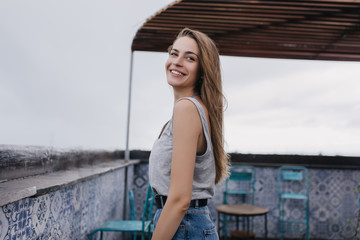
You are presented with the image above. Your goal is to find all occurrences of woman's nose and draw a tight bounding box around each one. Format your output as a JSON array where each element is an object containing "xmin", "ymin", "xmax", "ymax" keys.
[{"xmin": 173, "ymin": 56, "xmax": 183, "ymax": 66}]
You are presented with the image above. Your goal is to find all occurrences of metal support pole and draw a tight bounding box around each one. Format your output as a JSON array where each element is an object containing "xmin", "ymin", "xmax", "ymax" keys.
[
  {"xmin": 123, "ymin": 166, "xmax": 128, "ymax": 219},
  {"xmin": 125, "ymin": 51, "xmax": 134, "ymax": 161},
  {"xmin": 122, "ymin": 166, "xmax": 128, "ymax": 240},
  {"xmin": 265, "ymin": 213, "xmax": 268, "ymax": 240},
  {"xmin": 122, "ymin": 51, "xmax": 134, "ymax": 239}
]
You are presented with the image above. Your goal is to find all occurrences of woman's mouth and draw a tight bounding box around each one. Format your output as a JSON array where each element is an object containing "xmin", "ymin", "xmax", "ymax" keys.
[{"xmin": 170, "ymin": 70, "xmax": 185, "ymax": 76}]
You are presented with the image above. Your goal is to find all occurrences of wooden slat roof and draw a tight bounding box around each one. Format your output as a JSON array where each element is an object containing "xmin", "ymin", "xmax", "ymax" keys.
[{"xmin": 131, "ymin": 0, "xmax": 360, "ymax": 61}]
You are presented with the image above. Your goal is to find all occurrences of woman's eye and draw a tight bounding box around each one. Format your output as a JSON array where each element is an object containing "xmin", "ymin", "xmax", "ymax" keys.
[
  {"xmin": 187, "ymin": 56, "xmax": 195, "ymax": 61},
  {"xmin": 170, "ymin": 52, "xmax": 177, "ymax": 56}
]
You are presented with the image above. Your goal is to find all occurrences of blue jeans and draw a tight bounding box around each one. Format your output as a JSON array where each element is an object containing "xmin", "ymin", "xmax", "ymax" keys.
[{"xmin": 153, "ymin": 206, "xmax": 219, "ymax": 240}]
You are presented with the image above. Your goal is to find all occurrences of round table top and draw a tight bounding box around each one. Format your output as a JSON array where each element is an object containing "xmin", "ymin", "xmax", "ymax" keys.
[{"xmin": 216, "ymin": 204, "xmax": 269, "ymax": 216}]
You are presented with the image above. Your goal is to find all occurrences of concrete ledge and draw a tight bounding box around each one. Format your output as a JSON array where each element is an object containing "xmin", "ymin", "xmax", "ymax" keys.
[
  {"xmin": 0, "ymin": 159, "xmax": 139, "ymax": 206},
  {"xmin": 0, "ymin": 145, "xmax": 125, "ymax": 181}
]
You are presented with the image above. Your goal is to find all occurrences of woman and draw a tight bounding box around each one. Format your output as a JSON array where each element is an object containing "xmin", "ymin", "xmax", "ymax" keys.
[{"xmin": 149, "ymin": 28, "xmax": 229, "ymax": 240}]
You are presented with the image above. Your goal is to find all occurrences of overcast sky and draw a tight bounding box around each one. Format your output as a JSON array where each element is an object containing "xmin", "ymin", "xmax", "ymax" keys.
[{"xmin": 1, "ymin": 0, "xmax": 359, "ymax": 156}]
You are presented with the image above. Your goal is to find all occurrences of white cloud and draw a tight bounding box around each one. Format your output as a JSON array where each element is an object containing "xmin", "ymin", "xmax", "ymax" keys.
[
  {"xmin": 0, "ymin": 0, "xmax": 173, "ymax": 150},
  {"xmin": 222, "ymin": 57, "xmax": 360, "ymax": 155}
]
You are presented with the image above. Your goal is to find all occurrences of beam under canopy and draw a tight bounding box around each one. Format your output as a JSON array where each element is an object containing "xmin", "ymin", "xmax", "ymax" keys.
[{"xmin": 132, "ymin": 0, "xmax": 360, "ymax": 61}]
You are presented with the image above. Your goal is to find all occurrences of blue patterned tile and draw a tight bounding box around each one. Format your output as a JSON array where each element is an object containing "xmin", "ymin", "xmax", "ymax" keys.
[
  {"xmin": 3, "ymin": 198, "xmax": 35, "ymax": 239},
  {"xmin": 0, "ymin": 165, "xmax": 133, "ymax": 240},
  {"xmin": 133, "ymin": 165, "xmax": 360, "ymax": 239},
  {"xmin": 2, "ymin": 163, "xmax": 358, "ymax": 239},
  {"xmin": 0, "ymin": 208, "xmax": 9, "ymax": 240},
  {"xmin": 33, "ymin": 195, "xmax": 51, "ymax": 236}
]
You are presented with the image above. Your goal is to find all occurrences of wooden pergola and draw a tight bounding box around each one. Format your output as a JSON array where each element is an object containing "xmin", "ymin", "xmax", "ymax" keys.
[
  {"xmin": 125, "ymin": 0, "xmax": 360, "ymax": 159},
  {"xmin": 132, "ymin": 0, "xmax": 360, "ymax": 61}
]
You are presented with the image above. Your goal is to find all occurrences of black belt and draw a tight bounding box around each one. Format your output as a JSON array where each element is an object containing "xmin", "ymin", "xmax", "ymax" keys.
[{"xmin": 155, "ymin": 195, "xmax": 207, "ymax": 209}]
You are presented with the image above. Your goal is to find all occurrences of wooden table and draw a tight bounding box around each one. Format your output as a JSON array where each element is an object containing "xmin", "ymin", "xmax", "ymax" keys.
[{"xmin": 216, "ymin": 204, "xmax": 269, "ymax": 239}]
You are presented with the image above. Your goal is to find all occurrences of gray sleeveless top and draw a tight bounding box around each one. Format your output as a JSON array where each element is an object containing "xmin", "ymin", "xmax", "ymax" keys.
[{"xmin": 149, "ymin": 97, "xmax": 216, "ymax": 199}]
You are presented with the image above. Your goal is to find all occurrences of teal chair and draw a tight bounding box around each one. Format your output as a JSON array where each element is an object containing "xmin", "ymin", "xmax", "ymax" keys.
[
  {"xmin": 222, "ymin": 165, "xmax": 256, "ymax": 239},
  {"xmin": 128, "ymin": 190, "xmax": 137, "ymax": 240},
  {"xmin": 90, "ymin": 184, "xmax": 154, "ymax": 240},
  {"xmin": 129, "ymin": 190, "xmax": 136, "ymax": 221},
  {"xmin": 278, "ymin": 166, "xmax": 309, "ymax": 240}
]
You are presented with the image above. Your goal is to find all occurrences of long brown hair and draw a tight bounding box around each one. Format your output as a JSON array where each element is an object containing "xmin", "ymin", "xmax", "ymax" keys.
[{"xmin": 173, "ymin": 28, "xmax": 230, "ymax": 184}]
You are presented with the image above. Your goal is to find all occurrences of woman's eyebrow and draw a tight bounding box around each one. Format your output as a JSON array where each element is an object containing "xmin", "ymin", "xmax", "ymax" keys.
[
  {"xmin": 172, "ymin": 48, "xmax": 198, "ymax": 57},
  {"xmin": 186, "ymin": 51, "xmax": 198, "ymax": 57}
]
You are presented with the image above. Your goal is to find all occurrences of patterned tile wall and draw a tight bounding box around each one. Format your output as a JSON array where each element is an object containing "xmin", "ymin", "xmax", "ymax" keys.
[
  {"xmin": 0, "ymin": 165, "xmax": 134, "ymax": 240},
  {"xmin": 1, "ymin": 163, "xmax": 358, "ymax": 239},
  {"xmin": 133, "ymin": 163, "xmax": 360, "ymax": 240}
]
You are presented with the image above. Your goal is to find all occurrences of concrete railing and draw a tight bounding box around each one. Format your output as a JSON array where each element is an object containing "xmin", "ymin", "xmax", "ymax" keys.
[
  {"xmin": 1, "ymin": 147, "xmax": 359, "ymax": 240},
  {"xmin": 0, "ymin": 145, "xmax": 138, "ymax": 240}
]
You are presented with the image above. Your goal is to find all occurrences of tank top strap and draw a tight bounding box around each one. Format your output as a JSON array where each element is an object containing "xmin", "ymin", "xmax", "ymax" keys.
[{"xmin": 175, "ymin": 97, "xmax": 211, "ymax": 145}]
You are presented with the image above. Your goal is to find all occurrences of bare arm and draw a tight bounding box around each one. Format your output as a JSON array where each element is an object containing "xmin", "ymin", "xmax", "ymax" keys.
[{"xmin": 151, "ymin": 99, "xmax": 202, "ymax": 240}]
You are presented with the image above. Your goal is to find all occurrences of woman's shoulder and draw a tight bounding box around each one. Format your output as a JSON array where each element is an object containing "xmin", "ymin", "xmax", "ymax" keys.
[
  {"xmin": 173, "ymin": 98, "xmax": 209, "ymax": 126},
  {"xmin": 174, "ymin": 98, "xmax": 198, "ymax": 115},
  {"xmin": 176, "ymin": 97, "xmax": 209, "ymax": 117}
]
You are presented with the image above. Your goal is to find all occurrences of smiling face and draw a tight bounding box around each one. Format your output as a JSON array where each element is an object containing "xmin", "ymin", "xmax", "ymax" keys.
[{"xmin": 165, "ymin": 36, "xmax": 201, "ymax": 93}]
